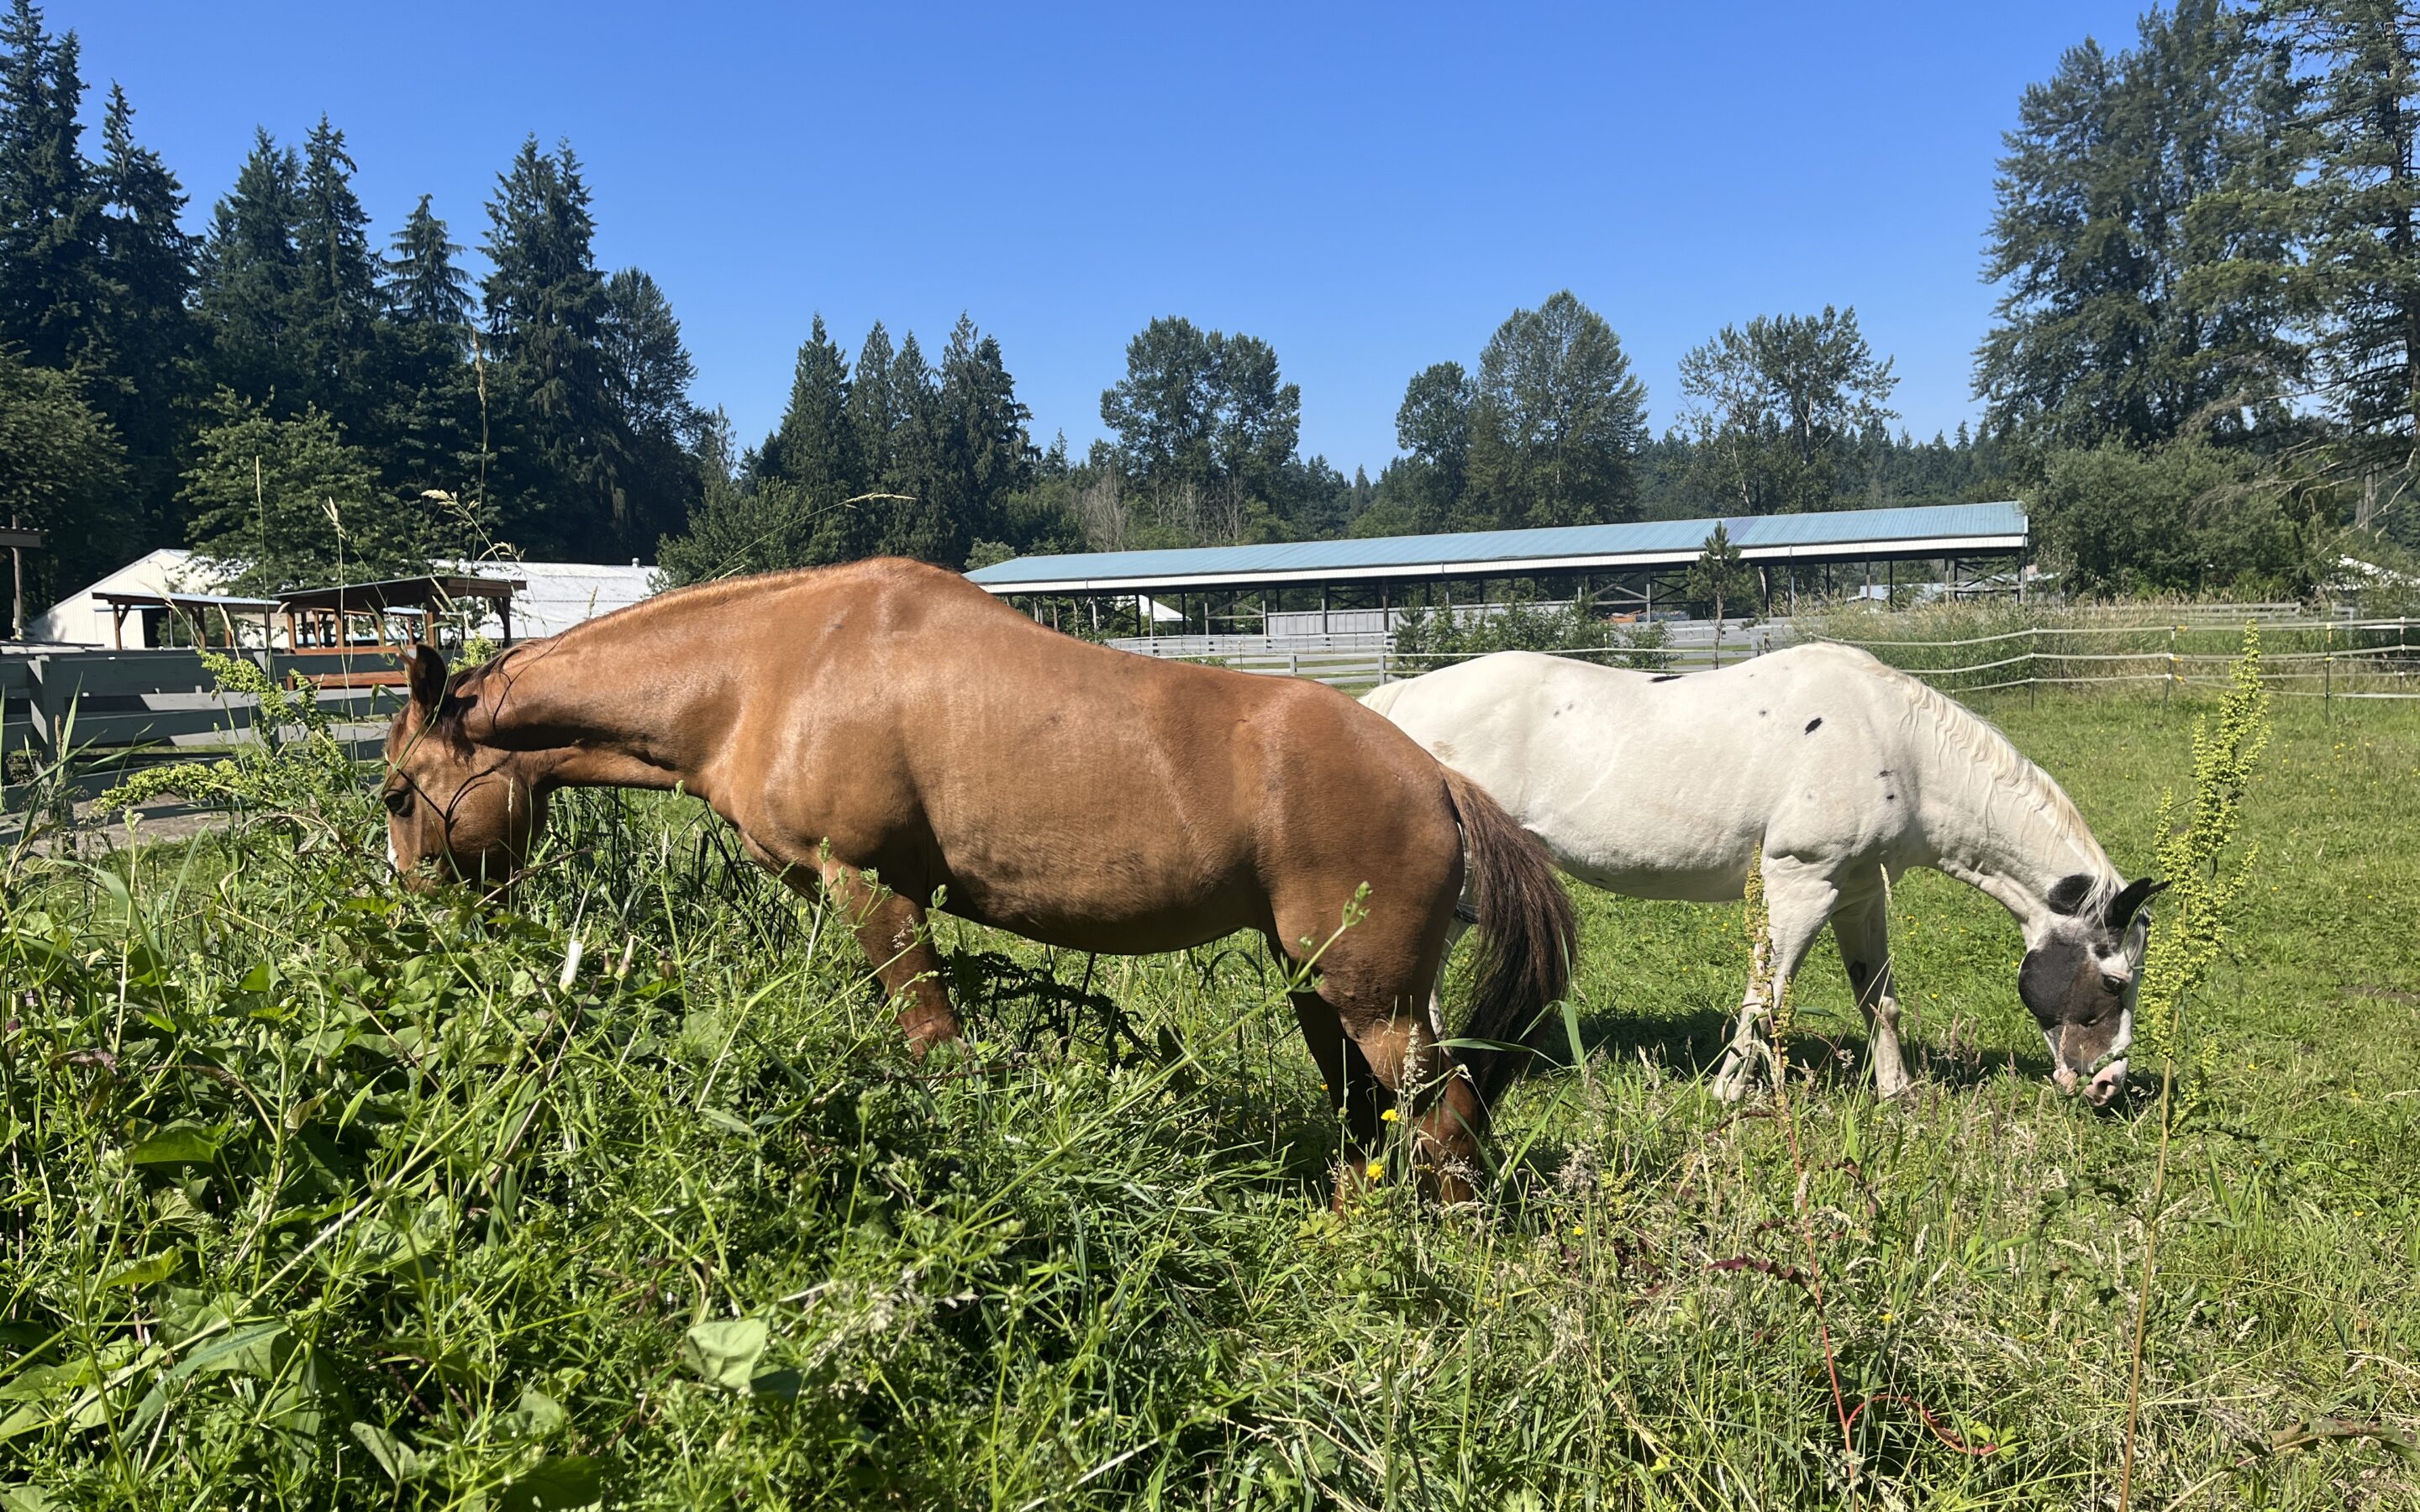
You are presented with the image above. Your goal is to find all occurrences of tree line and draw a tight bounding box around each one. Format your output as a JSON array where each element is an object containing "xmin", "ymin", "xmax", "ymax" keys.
[
  {"xmin": 0, "ymin": 0, "xmax": 706, "ymax": 608},
  {"xmin": 1979, "ymin": 0, "xmax": 2418, "ymax": 596},
  {"xmin": 6, "ymin": 0, "xmax": 2414, "ymax": 614}
]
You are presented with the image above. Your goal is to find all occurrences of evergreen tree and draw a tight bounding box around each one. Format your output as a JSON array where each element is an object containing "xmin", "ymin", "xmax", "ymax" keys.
[
  {"xmin": 758, "ymin": 315, "xmax": 857, "ymax": 494},
  {"xmin": 872, "ymin": 330, "xmax": 939, "ymax": 559},
  {"xmin": 918, "ymin": 314, "xmax": 1034, "ymax": 566},
  {"xmin": 387, "ymin": 194, "xmax": 471, "ymax": 328},
  {"xmin": 0, "ymin": 0, "xmax": 98, "ymax": 371},
  {"xmin": 182, "ymin": 392, "xmax": 421, "ymax": 592},
  {"xmin": 1976, "ymin": 0, "xmax": 2302, "ymax": 449},
  {"xmin": 1207, "ymin": 333, "xmax": 1299, "ymax": 541},
  {"xmin": 377, "ymin": 194, "xmax": 482, "ymax": 511},
  {"xmin": 846, "ymin": 321, "xmax": 902, "ymax": 487},
  {"xmin": 88, "ymin": 81, "xmax": 196, "ymax": 546},
  {"xmin": 0, "ymin": 343, "xmax": 125, "ymax": 612},
  {"xmin": 1389, "ymin": 360, "xmax": 1475, "ymax": 531},
  {"xmin": 481, "ymin": 136, "xmax": 618, "ymax": 555},
  {"xmin": 195, "ymin": 129, "xmax": 304, "ymax": 407},
  {"xmin": 1465, "ymin": 291, "xmax": 1648, "ymax": 529},
  {"xmin": 2266, "ymin": 1, "xmax": 2420, "ymax": 480},
  {"xmin": 291, "ymin": 115, "xmax": 379, "ymax": 433},
  {"xmin": 600, "ymin": 265, "xmax": 702, "ymax": 546},
  {"xmin": 1682, "ymin": 521, "xmax": 1760, "ymax": 622}
]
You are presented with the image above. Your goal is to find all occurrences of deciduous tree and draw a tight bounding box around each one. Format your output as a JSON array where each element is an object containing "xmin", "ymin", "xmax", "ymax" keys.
[{"xmin": 1465, "ymin": 291, "xmax": 1648, "ymax": 529}]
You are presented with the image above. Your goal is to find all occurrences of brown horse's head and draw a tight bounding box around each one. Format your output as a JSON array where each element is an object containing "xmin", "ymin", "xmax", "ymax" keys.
[
  {"xmin": 2020, "ymin": 874, "xmax": 2165, "ymax": 1107},
  {"xmin": 381, "ymin": 645, "xmax": 548, "ymax": 890}
]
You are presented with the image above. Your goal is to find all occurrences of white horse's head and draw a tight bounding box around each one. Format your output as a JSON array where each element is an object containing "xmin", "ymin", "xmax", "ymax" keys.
[{"xmin": 2020, "ymin": 874, "xmax": 2166, "ymax": 1106}]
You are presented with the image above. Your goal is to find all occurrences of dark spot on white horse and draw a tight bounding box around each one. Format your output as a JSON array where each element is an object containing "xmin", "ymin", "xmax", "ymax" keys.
[
  {"xmin": 1760, "ymin": 709, "xmax": 1769, "ymax": 717},
  {"xmin": 1651, "ymin": 674, "xmax": 1681, "ymax": 684},
  {"xmin": 1877, "ymin": 769, "xmax": 1891, "ymax": 777},
  {"xmin": 1804, "ymin": 717, "xmax": 1823, "ymax": 733},
  {"xmin": 1884, "ymin": 792, "xmax": 1897, "ymax": 801},
  {"xmin": 2046, "ymin": 873, "xmax": 2095, "ymax": 916}
]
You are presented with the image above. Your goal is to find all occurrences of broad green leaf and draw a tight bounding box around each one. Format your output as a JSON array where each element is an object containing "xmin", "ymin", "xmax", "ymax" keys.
[
  {"xmin": 125, "ymin": 1126, "xmax": 218, "ymax": 1166},
  {"xmin": 679, "ymin": 1317, "xmax": 768, "ymax": 1391},
  {"xmin": 348, "ymin": 1421, "xmax": 424, "ymax": 1483},
  {"xmin": 100, "ymin": 1252, "xmax": 178, "ymax": 1289},
  {"xmin": 498, "ymin": 1456, "xmax": 602, "ymax": 1510},
  {"xmin": 507, "ymin": 1384, "xmax": 566, "ymax": 1438}
]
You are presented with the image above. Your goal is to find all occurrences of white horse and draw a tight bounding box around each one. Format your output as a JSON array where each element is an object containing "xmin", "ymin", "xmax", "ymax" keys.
[{"xmin": 1363, "ymin": 645, "xmax": 2162, "ymax": 1105}]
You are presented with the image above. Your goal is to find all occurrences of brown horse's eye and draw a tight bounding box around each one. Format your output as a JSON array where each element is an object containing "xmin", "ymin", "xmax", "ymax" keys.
[{"xmin": 383, "ymin": 788, "xmax": 413, "ymax": 816}]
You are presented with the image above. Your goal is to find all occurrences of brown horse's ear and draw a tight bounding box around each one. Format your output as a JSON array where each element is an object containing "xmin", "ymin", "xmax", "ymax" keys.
[
  {"xmin": 406, "ymin": 643, "xmax": 448, "ymax": 716},
  {"xmin": 2105, "ymin": 876, "xmax": 2169, "ymax": 931}
]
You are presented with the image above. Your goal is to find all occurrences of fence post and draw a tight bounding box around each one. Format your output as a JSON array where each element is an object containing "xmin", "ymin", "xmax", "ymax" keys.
[
  {"xmin": 2164, "ymin": 625, "xmax": 2176, "ymax": 708},
  {"xmin": 2323, "ymin": 621, "xmax": 2333, "ymax": 711}
]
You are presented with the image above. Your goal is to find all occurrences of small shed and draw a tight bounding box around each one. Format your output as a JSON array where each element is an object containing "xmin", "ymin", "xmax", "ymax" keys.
[
  {"xmin": 94, "ymin": 589, "xmax": 281, "ymax": 650},
  {"xmin": 274, "ymin": 574, "xmax": 524, "ymax": 687}
]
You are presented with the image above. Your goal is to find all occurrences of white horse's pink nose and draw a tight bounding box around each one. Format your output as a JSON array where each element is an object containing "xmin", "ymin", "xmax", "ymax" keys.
[{"xmin": 2085, "ymin": 1061, "xmax": 2127, "ymax": 1106}]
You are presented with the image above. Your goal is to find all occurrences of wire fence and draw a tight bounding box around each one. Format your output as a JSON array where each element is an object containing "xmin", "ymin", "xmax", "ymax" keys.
[
  {"xmin": 1807, "ymin": 617, "xmax": 2420, "ymax": 701},
  {"xmin": 1156, "ymin": 610, "xmax": 2420, "ymax": 702}
]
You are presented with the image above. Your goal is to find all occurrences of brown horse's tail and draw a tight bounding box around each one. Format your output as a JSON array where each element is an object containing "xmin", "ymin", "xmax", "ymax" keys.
[{"xmin": 1441, "ymin": 767, "xmax": 1577, "ymax": 1105}]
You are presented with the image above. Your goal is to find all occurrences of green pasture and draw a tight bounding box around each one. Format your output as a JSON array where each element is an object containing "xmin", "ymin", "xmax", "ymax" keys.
[{"xmin": 0, "ymin": 690, "xmax": 2414, "ymax": 1509}]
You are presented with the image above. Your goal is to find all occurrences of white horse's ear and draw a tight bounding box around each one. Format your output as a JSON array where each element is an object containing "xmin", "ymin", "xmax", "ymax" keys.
[
  {"xmin": 2105, "ymin": 876, "xmax": 2168, "ymax": 930},
  {"xmin": 2046, "ymin": 873, "xmax": 2095, "ymax": 916}
]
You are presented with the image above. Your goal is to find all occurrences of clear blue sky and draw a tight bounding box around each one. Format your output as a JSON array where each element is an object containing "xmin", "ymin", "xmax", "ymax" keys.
[{"xmin": 54, "ymin": 0, "xmax": 2144, "ymax": 476}]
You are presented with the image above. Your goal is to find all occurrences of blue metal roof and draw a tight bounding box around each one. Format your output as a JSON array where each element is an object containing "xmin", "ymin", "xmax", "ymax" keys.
[{"xmin": 966, "ymin": 501, "xmax": 2028, "ymax": 590}]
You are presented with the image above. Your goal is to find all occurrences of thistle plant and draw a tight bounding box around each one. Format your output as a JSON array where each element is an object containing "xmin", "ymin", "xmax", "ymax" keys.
[{"xmin": 2134, "ymin": 626, "xmax": 2270, "ymax": 1077}]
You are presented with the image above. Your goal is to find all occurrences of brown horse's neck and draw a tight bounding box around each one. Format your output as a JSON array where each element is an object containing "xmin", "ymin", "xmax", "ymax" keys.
[{"xmin": 460, "ymin": 606, "xmax": 734, "ymax": 795}]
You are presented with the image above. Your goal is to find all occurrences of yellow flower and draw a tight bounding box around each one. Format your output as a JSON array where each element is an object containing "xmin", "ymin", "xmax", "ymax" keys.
[
  {"xmin": 1365, "ymin": 1159, "xmax": 1386, "ymax": 1181},
  {"xmin": 1381, "ymin": 1107, "xmax": 1400, "ymax": 1123}
]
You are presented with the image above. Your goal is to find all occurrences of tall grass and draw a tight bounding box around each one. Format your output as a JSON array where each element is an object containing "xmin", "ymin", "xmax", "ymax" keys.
[{"xmin": 0, "ymin": 692, "xmax": 2414, "ymax": 1506}]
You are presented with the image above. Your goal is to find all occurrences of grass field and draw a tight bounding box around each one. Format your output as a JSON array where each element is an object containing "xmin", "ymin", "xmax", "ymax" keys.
[{"xmin": 1, "ymin": 686, "xmax": 2415, "ymax": 1509}]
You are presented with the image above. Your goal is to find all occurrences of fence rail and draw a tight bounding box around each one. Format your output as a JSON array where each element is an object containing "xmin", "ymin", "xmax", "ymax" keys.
[{"xmin": 2, "ymin": 648, "xmax": 402, "ymax": 789}]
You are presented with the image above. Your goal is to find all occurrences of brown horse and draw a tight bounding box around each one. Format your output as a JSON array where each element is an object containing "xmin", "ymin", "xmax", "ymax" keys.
[{"xmin": 381, "ymin": 559, "xmax": 1574, "ymax": 1197}]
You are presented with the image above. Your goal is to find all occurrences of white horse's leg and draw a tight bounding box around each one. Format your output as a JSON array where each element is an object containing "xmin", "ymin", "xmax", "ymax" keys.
[
  {"xmin": 1832, "ymin": 895, "xmax": 1912, "ymax": 1100},
  {"xmin": 1710, "ymin": 859, "xmax": 1838, "ymax": 1102}
]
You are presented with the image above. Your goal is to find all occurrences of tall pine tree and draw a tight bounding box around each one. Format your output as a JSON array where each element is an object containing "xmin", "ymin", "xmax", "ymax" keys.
[
  {"xmin": 1976, "ymin": 0, "xmax": 2302, "ymax": 450},
  {"xmin": 0, "ymin": 0, "xmax": 98, "ymax": 371},
  {"xmin": 87, "ymin": 82, "xmax": 195, "ymax": 546},
  {"xmin": 195, "ymin": 129, "xmax": 304, "ymax": 408},
  {"xmin": 292, "ymin": 115, "xmax": 379, "ymax": 436},
  {"xmin": 378, "ymin": 194, "xmax": 484, "ymax": 530},
  {"xmin": 2267, "ymin": 2, "xmax": 2420, "ymax": 483},
  {"xmin": 481, "ymin": 136, "xmax": 618, "ymax": 556}
]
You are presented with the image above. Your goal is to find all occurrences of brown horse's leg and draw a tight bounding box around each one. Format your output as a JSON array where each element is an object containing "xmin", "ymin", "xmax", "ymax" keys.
[
  {"xmin": 1342, "ymin": 1011, "xmax": 1485, "ymax": 1205},
  {"xmin": 1289, "ymin": 991, "xmax": 1386, "ymax": 1205},
  {"xmin": 821, "ymin": 860, "xmax": 960, "ymax": 1051}
]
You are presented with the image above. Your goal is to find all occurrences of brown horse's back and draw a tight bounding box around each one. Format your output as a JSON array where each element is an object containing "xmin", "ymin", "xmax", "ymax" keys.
[{"xmin": 697, "ymin": 559, "xmax": 1462, "ymax": 961}]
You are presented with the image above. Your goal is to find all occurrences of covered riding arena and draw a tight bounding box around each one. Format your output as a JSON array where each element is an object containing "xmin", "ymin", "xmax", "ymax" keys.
[{"xmin": 965, "ymin": 501, "xmax": 2028, "ymax": 642}]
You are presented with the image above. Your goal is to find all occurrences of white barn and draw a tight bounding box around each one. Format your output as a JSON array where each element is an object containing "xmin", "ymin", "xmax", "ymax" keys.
[{"xmin": 24, "ymin": 551, "xmax": 660, "ymax": 648}]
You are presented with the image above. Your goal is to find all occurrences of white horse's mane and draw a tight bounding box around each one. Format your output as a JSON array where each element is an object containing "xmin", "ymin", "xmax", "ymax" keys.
[{"xmin": 1854, "ymin": 650, "xmax": 2118, "ymax": 904}]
